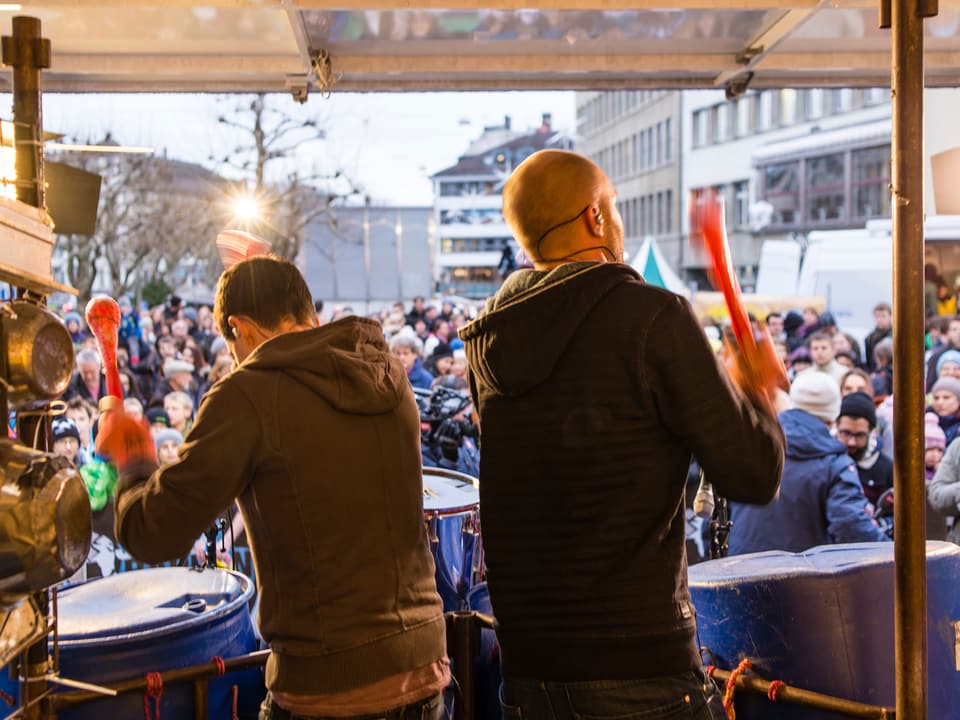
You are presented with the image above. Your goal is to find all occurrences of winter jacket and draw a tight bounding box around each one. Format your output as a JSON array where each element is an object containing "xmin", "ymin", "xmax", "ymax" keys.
[
  {"xmin": 728, "ymin": 409, "xmax": 889, "ymax": 554},
  {"xmin": 407, "ymin": 357, "xmax": 434, "ymax": 390},
  {"xmin": 864, "ymin": 326, "xmax": 892, "ymax": 373},
  {"xmin": 928, "ymin": 439, "xmax": 960, "ymax": 544},
  {"xmin": 460, "ymin": 262, "xmax": 784, "ymax": 682},
  {"xmin": 853, "ymin": 433, "xmax": 894, "ymax": 506},
  {"xmin": 116, "ymin": 317, "xmax": 445, "ymax": 696}
]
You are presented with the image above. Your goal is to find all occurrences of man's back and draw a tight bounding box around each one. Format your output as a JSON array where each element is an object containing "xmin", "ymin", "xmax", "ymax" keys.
[
  {"xmin": 461, "ymin": 263, "xmax": 783, "ymax": 681},
  {"xmin": 116, "ymin": 316, "xmax": 445, "ymax": 697}
]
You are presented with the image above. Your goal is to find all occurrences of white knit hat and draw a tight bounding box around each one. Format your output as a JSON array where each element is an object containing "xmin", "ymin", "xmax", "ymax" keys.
[{"xmin": 790, "ymin": 371, "xmax": 841, "ymax": 423}]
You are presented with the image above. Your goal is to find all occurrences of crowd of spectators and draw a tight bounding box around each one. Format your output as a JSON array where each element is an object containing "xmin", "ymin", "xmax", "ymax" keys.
[{"xmin": 50, "ymin": 292, "xmax": 483, "ymax": 579}]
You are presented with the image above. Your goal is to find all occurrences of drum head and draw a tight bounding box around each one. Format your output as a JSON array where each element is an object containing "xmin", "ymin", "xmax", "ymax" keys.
[{"xmin": 423, "ymin": 474, "xmax": 479, "ymax": 515}]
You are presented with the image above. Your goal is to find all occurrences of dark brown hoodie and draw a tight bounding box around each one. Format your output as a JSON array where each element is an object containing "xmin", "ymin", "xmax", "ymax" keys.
[{"xmin": 116, "ymin": 316, "xmax": 445, "ymax": 695}]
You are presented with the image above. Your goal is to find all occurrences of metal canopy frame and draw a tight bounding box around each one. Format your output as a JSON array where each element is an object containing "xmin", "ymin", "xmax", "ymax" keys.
[
  {"xmin": 1, "ymin": 0, "xmax": 957, "ymax": 92},
  {"xmin": 0, "ymin": 2, "xmax": 938, "ymax": 720}
]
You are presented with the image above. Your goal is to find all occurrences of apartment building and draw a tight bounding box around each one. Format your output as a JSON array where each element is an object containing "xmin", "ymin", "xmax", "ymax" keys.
[
  {"xmin": 431, "ymin": 113, "xmax": 572, "ymax": 299},
  {"xmin": 574, "ymin": 91, "xmax": 682, "ymax": 271}
]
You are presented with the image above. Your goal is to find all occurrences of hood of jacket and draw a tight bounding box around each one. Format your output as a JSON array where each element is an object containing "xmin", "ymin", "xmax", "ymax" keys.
[
  {"xmin": 780, "ymin": 408, "xmax": 846, "ymax": 461},
  {"xmin": 458, "ymin": 262, "xmax": 641, "ymax": 397},
  {"xmin": 239, "ymin": 316, "xmax": 408, "ymax": 415}
]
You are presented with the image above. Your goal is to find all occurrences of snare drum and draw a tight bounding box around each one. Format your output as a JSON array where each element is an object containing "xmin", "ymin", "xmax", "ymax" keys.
[{"xmin": 423, "ymin": 467, "xmax": 483, "ymax": 611}]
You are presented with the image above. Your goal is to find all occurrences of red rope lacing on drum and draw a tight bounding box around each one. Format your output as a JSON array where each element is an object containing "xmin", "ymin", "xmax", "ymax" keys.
[
  {"xmin": 722, "ymin": 658, "xmax": 752, "ymax": 720},
  {"xmin": 767, "ymin": 679, "xmax": 786, "ymax": 702},
  {"xmin": 0, "ymin": 689, "xmax": 13, "ymax": 706},
  {"xmin": 143, "ymin": 671, "xmax": 162, "ymax": 720}
]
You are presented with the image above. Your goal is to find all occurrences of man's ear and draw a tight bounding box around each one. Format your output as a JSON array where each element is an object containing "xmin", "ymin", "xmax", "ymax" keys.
[
  {"xmin": 227, "ymin": 315, "xmax": 246, "ymax": 340},
  {"xmin": 585, "ymin": 204, "xmax": 605, "ymax": 237}
]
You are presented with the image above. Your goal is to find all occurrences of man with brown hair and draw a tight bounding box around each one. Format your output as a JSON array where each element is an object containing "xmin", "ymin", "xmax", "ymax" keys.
[
  {"xmin": 460, "ymin": 150, "xmax": 784, "ymax": 719},
  {"xmin": 99, "ymin": 256, "xmax": 447, "ymax": 720}
]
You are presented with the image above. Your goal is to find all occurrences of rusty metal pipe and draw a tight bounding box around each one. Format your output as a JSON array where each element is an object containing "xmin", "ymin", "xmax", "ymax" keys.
[
  {"xmin": 890, "ymin": 0, "xmax": 928, "ymax": 717},
  {"xmin": 51, "ymin": 650, "xmax": 269, "ymax": 709},
  {"xmin": 710, "ymin": 667, "xmax": 894, "ymax": 719},
  {"xmin": 1, "ymin": 16, "xmax": 49, "ymax": 210}
]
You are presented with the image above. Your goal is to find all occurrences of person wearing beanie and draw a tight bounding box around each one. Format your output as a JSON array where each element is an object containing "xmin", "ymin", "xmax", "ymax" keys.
[
  {"xmin": 927, "ymin": 412, "xmax": 960, "ymax": 543},
  {"xmin": 787, "ymin": 346, "xmax": 812, "ymax": 380},
  {"xmin": 836, "ymin": 392, "xmax": 893, "ymax": 506},
  {"xmin": 425, "ymin": 342, "xmax": 454, "ymax": 377},
  {"xmin": 783, "ymin": 310, "xmax": 805, "ymax": 352},
  {"xmin": 930, "ymin": 376, "xmax": 960, "ymax": 446},
  {"xmin": 63, "ymin": 311, "xmax": 86, "ymax": 346},
  {"xmin": 926, "ymin": 413, "xmax": 947, "ymax": 482},
  {"xmin": 728, "ymin": 374, "xmax": 889, "ymax": 554},
  {"xmin": 154, "ymin": 427, "xmax": 184, "ymax": 467},
  {"xmin": 51, "ymin": 416, "xmax": 82, "ymax": 464},
  {"xmin": 789, "ymin": 371, "xmax": 841, "ymax": 423},
  {"xmin": 936, "ymin": 349, "xmax": 960, "ymax": 380}
]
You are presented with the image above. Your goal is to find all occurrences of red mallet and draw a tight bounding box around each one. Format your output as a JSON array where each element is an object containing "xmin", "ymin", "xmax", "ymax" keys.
[
  {"xmin": 84, "ymin": 296, "xmax": 123, "ymax": 401},
  {"xmin": 689, "ymin": 188, "xmax": 788, "ymax": 397}
]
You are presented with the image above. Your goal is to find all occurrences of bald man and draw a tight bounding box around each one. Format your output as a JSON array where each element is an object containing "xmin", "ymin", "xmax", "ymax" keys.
[{"xmin": 460, "ymin": 150, "xmax": 784, "ymax": 719}]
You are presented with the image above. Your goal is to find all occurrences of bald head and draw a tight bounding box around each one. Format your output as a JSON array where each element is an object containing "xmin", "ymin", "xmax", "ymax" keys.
[{"xmin": 502, "ymin": 150, "xmax": 622, "ymax": 268}]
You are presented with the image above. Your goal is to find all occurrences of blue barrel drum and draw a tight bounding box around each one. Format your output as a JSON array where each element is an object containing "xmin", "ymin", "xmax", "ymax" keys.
[
  {"xmin": 47, "ymin": 567, "xmax": 263, "ymax": 720},
  {"xmin": 690, "ymin": 541, "xmax": 960, "ymax": 720},
  {"xmin": 423, "ymin": 468, "xmax": 483, "ymax": 612}
]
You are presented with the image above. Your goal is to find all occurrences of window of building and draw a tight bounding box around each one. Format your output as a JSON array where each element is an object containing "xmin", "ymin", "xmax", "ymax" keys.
[
  {"xmin": 712, "ymin": 105, "xmax": 728, "ymax": 144},
  {"xmin": 852, "ymin": 145, "xmax": 891, "ymax": 219},
  {"xmin": 693, "ymin": 110, "xmax": 709, "ymax": 148},
  {"xmin": 779, "ymin": 89, "xmax": 798, "ymax": 126},
  {"xmin": 656, "ymin": 123, "xmax": 663, "ymax": 165},
  {"xmin": 864, "ymin": 88, "xmax": 887, "ymax": 106},
  {"xmin": 630, "ymin": 197, "xmax": 638, "ymax": 238},
  {"xmin": 656, "ymin": 191, "xmax": 664, "ymax": 234},
  {"xmin": 831, "ymin": 89, "xmax": 852, "ymax": 114},
  {"xmin": 733, "ymin": 180, "xmax": 749, "ymax": 228},
  {"xmin": 640, "ymin": 196, "xmax": 647, "ymax": 235},
  {"xmin": 755, "ymin": 92, "xmax": 773, "ymax": 132},
  {"xmin": 665, "ymin": 189, "xmax": 673, "ymax": 234},
  {"xmin": 807, "ymin": 153, "xmax": 846, "ymax": 222},
  {"xmin": 806, "ymin": 89, "xmax": 824, "ymax": 120},
  {"xmin": 665, "ymin": 117, "xmax": 674, "ymax": 160},
  {"xmin": 761, "ymin": 161, "xmax": 800, "ymax": 225},
  {"xmin": 735, "ymin": 97, "xmax": 752, "ymax": 137},
  {"xmin": 646, "ymin": 128, "xmax": 655, "ymax": 165}
]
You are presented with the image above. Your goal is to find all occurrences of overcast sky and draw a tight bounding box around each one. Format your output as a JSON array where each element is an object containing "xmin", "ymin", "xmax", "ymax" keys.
[{"xmin": 34, "ymin": 91, "xmax": 576, "ymax": 206}]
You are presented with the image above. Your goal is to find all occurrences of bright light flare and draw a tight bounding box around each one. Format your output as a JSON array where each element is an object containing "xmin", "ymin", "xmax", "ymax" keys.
[{"xmin": 231, "ymin": 194, "xmax": 261, "ymax": 223}]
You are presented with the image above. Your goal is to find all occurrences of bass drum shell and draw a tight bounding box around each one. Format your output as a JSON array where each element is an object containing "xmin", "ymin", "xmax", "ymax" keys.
[
  {"xmin": 689, "ymin": 542, "xmax": 960, "ymax": 720},
  {"xmin": 49, "ymin": 567, "xmax": 263, "ymax": 720}
]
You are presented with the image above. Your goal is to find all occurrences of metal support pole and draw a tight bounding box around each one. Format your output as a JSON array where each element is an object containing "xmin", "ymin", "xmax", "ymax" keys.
[
  {"xmin": 192, "ymin": 679, "xmax": 208, "ymax": 720},
  {"xmin": 448, "ymin": 611, "xmax": 480, "ymax": 720},
  {"xmin": 890, "ymin": 0, "xmax": 928, "ymax": 717},
  {"xmin": 1, "ymin": 16, "xmax": 50, "ymax": 210}
]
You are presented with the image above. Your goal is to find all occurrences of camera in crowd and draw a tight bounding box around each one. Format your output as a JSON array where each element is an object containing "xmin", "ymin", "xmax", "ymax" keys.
[{"xmin": 414, "ymin": 385, "xmax": 480, "ymax": 476}]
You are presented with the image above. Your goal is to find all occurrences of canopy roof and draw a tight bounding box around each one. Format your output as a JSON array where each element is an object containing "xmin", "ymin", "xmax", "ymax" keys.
[{"xmin": 7, "ymin": 1, "xmax": 960, "ymax": 94}]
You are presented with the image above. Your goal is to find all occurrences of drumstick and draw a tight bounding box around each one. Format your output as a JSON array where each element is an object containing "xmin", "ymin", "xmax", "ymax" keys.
[
  {"xmin": 84, "ymin": 296, "xmax": 123, "ymax": 401},
  {"xmin": 689, "ymin": 189, "xmax": 787, "ymax": 393}
]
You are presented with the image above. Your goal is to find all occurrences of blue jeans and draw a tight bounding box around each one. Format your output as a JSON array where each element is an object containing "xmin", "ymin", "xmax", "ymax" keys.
[
  {"xmin": 500, "ymin": 669, "xmax": 726, "ymax": 720},
  {"xmin": 259, "ymin": 691, "xmax": 444, "ymax": 720}
]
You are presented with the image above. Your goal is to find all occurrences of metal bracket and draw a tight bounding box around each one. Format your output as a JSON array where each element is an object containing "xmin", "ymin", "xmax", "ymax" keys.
[
  {"xmin": 880, "ymin": 0, "xmax": 938, "ymax": 28},
  {"xmin": 735, "ymin": 47, "xmax": 764, "ymax": 65},
  {"xmin": 725, "ymin": 72, "xmax": 754, "ymax": 101},
  {"xmin": 0, "ymin": 37, "xmax": 50, "ymax": 70}
]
